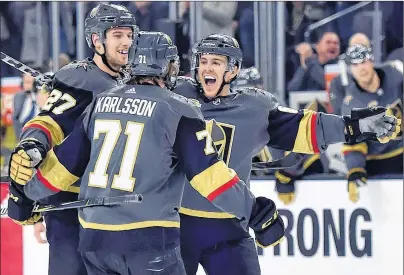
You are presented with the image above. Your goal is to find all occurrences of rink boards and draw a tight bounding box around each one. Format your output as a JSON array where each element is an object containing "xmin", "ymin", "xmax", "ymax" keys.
[{"xmin": 1, "ymin": 178, "xmax": 403, "ymax": 275}]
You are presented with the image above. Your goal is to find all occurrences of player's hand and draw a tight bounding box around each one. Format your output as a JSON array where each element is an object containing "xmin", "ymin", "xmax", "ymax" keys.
[
  {"xmin": 347, "ymin": 169, "xmax": 367, "ymax": 203},
  {"xmin": 275, "ymin": 170, "xmax": 296, "ymax": 205},
  {"xmin": 8, "ymin": 182, "xmax": 42, "ymax": 226},
  {"xmin": 34, "ymin": 221, "xmax": 47, "ymax": 244},
  {"xmin": 9, "ymin": 139, "xmax": 46, "ymax": 185},
  {"xmin": 295, "ymin": 43, "xmax": 313, "ymax": 69},
  {"xmin": 249, "ymin": 197, "xmax": 285, "ymax": 248},
  {"xmin": 343, "ymin": 107, "xmax": 401, "ymax": 144}
]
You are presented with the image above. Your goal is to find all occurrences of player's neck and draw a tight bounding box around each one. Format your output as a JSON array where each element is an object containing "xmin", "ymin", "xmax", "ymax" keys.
[
  {"xmin": 93, "ymin": 55, "xmax": 120, "ymax": 77},
  {"xmin": 218, "ymin": 85, "xmax": 231, "ymax": 97}
]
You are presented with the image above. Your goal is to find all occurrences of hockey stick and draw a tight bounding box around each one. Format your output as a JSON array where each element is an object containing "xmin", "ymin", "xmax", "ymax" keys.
[
  {"xmin": 251, "ymin": 152, "xmax": 304, "ymax": 170},
  {"xmin": 0, "ymin": 176, "xmax": 143, "ymax": 212},
  {"xmin": 0, "ymin": 51, "xmax": 52, "ymax": 84},
  {"xmin": 1, "ymin": 154, "xmax": 297, "ymax": 213},
  {"xmin": 32, "ymin": 194, "xmax": 143, "ymax": 213}
]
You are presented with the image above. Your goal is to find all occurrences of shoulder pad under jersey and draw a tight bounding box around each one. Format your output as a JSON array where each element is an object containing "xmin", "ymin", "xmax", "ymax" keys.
[
  {"xmin": 167, "ymin": 90, "xmax": 203, "ymax": 119},
  {"xmin": 173, "ymin": 76, "xmax": 201, "ymax": 98},
  {"xmin": 234, "ymin": 87, "xmax": 279, "ymax": 105},
  {"xmin": 233, "ymin": 87, "xmax": 279, "ymax": 110},
  {"xmin": 53, "ymin": 58, "xmax": 117, "ymax": 93}
]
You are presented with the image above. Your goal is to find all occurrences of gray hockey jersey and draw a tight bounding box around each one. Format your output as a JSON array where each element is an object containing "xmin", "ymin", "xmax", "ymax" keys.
[
  {"xmin": 174, "ymin": 77, "xmax": 348, "ymax": 218},
  {"xmin": 340, "ymin": 65, "xmax": 403, "ymax": 173}
]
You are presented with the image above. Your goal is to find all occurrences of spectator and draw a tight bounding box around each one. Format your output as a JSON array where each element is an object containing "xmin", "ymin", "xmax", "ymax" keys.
[
  {"xmin": 334, "ymin": 2, "xmax": 361, "ymax": 52},
  {"xmin": 12, "ymin": 73, "xmax": 40, "ymax": 138},
  {"xmin": 18, "ymin": 2, "xmax": 50, "ymax": 70},
  {"xmin": 234, "ymin": 2, "xmax": 255, "ymax": 67},
  {"xmin": 286, "ymin": 2, "xmax": 337, "ymax": 45},
  {"xmin": 126, "ymin": 1, "xmax": 168, "ymax": 32},
  {"xmin": 348, "ymin": 32, "xmax": 371, "ymax": 47},
  {"xmin": 287, "ymin": 32, "xmax": 340, "ymax": 92},
  {"xmin": 383, "ymin": 1, "xmax": 403, "ymax": 53},
  {"xmin": 201, "ymin": 2, "xmax": 237, "ymax": 38},
  {"xmin": 177, "ymin": 1, "xmax": 191, "ymax": 75},
  {"xmin": 0, "ymin": 2, "xmax": 23, "ymax": 77},
  {"xmin": 48, "ymin": 52, "xmax": 71, "ymax": 71}
]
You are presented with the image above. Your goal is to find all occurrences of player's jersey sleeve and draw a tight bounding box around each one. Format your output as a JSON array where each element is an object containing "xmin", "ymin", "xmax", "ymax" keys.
[
  {"xmin": 266, "ymin": 101, "xmax": 347, "ymax": 154},
  {"xmin": 20, "ymin": 61, "xmax": 111, "ymax": 151},
  {"xmin": 23, "ymin": 102, "xmax": 95, "ymax": 201},
  {"xmin": 173, "ymin": 114, "xmax": 255, "ymax": 227}
]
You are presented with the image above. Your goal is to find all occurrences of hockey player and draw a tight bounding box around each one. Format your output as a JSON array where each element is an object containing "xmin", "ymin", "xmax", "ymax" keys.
[
  {"xmin": 173, "ymin": 34, "xmax": 401, "ymax": 275},
  {"xmin": 7, "ymin": 4, "xmax": 138, "ymax": 275},
  {"xmin": 329, "ymin": 33, "xmax": 372, "ymax": 115},
  {"xmin": 340, "ymin": 44, "xmax": 403, "ymax": 203},
  {"xmin": 11, "ymin": 31, "xmax": 284, "ymax": 275}
]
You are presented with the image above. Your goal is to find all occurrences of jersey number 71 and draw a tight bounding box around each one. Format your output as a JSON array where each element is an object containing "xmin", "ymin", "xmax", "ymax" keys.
[{"xmin": 88, "ymin": 120, "xmax": 144, "ymax": 192}]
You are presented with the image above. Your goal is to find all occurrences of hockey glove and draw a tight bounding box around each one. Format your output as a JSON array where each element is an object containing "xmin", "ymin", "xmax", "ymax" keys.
[
  {"xmin": 275, "ymin": 170, "xmax": 296, "ymax": 205},
  {"xmin": 8, "ymin": 181, "xmax": 42, "ymax": 225},
  {"xmin": 343, "ymin": 107, "xmax": 401, "ymax": 144},
  {"xmin": 347, "ymin": 168, "xmax": 367, "ymax": 203},
  {"xmin": 249, "ymin": 197, "xmax": 285, "ymax": 248},
  {"xmin": 9, "ymin": 139, "xmax": 47, "ymax": 185}
]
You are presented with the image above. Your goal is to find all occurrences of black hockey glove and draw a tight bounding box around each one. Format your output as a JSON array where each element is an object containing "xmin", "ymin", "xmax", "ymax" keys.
[
  {"xmin": 9, "ymin": 139, "xmax": 47, "ymax": 185},
  {"xmin": 347, "ymin": 168, "xmax": 367, "ymax": 203},
  {"xmin": 275, "ymin": 170, "xmax": 296, "ymax": 205},
  {"xmin": 8, "ymin": 181, "xmax": 42, "ymax": 225},
  {"xmin": 249, "ymin": 197, "xmax": 285, "ymax": 248},
  {"xmin": 343, "ymin": 107, "xmax": 401, "ymax": 144}
]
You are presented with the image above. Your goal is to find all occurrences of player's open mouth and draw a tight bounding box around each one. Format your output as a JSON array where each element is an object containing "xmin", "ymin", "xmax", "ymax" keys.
[
  {"xmin": 118, "ymin": 50, "xmax": 128, "ymax": 56},
  {"xmin": 204, "ymin": 75, "xmax": 216, "ymax": 86}
]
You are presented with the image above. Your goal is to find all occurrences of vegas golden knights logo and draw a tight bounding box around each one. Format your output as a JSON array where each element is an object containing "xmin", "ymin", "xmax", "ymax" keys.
[{"xmin": 206, "ymin": 119, "xmax": 235, "ymax": 165}]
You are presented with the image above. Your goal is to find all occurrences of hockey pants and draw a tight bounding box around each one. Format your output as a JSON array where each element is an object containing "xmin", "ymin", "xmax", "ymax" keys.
[
  {"xmin": 81, "ymin": 246, "xmax": 186, "ymax": 275},
  {"xmin": 180, "ymin": 214, "xmax": 261, "ymax": 275},
  {"xmin": 45, "ymin": 213, "xmax": 87, "ymax": 275}
]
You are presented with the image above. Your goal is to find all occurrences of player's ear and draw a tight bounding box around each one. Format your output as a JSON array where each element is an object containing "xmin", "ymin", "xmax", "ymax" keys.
[
  {"xmin": 225, "ymin": 66, "xmax": 239, "ymax": 82},
  {"xmin": 92, "ymin": 34, "xmax": 105, "ymax": 54}
]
